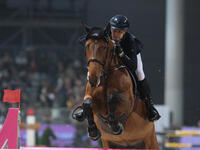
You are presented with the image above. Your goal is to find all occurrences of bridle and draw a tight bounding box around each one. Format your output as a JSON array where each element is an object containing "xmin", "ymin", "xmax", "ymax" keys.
[
  {"xmin": 86, "ymin": 34, "xmax": 116, "ymax": 115},
  {"xmin": 86, "ymin": 37, "xmax": 110, "ymax": 71}
]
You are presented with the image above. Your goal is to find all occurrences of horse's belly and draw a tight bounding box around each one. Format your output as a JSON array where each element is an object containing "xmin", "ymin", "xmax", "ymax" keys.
[{"xmin": 107, "ymin": 140, "xmax": 146, "ymax": 149}]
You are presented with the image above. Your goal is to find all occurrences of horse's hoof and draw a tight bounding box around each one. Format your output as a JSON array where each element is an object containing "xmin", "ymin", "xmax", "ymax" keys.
[
  {"xmin": 112, "ymin": 123, "xmax": 124, "ymax": 135},
  {"xmin": 88, "ymin": 128, "xmax": 101, "ymax": 141},
  {"xmin": 72, "ymin": 106, "xmax": 85, "ymax": 122}
]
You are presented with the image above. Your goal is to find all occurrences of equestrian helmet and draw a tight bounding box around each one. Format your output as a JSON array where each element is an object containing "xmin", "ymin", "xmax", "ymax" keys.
[{"xmin": 109, "ymin": 14, "xmax": 129, "ymax": 30}]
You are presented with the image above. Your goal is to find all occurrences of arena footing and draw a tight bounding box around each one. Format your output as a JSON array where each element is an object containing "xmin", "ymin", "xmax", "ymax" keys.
[{"xmin": 8, "ymin": 147, "xmax": 142, "ymax": 150}]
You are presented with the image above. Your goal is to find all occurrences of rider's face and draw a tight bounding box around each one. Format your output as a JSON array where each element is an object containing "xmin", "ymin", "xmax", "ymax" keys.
[{"xmin": 111, "ymin": 29, "xmax": 127, "ymax": 41}]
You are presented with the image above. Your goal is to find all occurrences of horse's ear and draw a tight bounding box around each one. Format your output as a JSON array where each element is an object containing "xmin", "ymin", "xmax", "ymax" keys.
[
  {"xmin": 78, "ymin": 35, "xmax": 86, "ymax": 46},
  {"xmin": 104, "ymin": 23, "xmax": 110, "ymax": 35},
  {"xmin": 84, "ymin": 24, "xmax": 91, "ymax": 33},
  {"xmin": 82, "ymin": 21, "xmax": 91, "ymax": 33},
  {"xmin": 81, "ymin": 20, "xmax": 91, "ymax": 33}
]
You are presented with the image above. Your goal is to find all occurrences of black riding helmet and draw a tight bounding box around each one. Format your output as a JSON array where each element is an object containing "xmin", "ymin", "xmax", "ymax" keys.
[{"xmin": 109, "ymin": 14, "xmax": 129, "ymax": 30}]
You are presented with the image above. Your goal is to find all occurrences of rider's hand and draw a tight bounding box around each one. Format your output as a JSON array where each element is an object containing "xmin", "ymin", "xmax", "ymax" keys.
[{"xmin": 115, "ymin": 41, "xmax": 124, "ymax": 57}]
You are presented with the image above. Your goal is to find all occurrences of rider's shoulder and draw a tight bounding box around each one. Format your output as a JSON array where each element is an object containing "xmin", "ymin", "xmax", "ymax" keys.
[
  {"xmin": 124, "ymin": 33, "xmax": 139, "ymax": 44},
  {"xmin": 126, "ymin": 33, "xmax": 143, "ymax": 53},
  {"xmin": 126, "ymin": 32, "xmax": 136, "ymax": 40},
  {"xmin": 127, "ymin": 33, "xmax": 140, "ymax": 43}
]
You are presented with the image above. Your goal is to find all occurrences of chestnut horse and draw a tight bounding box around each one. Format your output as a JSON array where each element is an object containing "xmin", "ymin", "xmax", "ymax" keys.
[{"xmin": 79, "ymin": 25, "xmax": 158, "ymax": 149}]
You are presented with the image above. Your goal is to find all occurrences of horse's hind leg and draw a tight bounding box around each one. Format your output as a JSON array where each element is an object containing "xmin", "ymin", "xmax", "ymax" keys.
[
  {"xmin": 108, "ymin": 94, "xmax": 124, "ymax": 135},
  {"xmin": 83, "ymin": 98, "xmax": 101, "ymax": 140}
]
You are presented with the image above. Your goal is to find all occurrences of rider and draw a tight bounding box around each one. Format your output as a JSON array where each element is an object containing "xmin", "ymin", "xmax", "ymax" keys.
[{"xmin": 73, "ymin": 14, "xmax": 160, "ymax": 122}]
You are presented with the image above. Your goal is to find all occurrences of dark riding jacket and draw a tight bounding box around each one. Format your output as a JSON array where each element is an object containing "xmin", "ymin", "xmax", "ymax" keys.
[{"xmin": 112, "ymin": 32, "xmax": 143, "ymax": 73}]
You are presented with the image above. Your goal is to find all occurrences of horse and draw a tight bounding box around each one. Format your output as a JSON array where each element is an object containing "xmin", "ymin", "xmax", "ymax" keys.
[{"xmin": 78, "ymin": 24, "xmax": 159, "ymax": 149}]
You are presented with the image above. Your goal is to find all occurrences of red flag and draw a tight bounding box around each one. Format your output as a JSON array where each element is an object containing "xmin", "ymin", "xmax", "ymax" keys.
[{"xmin": 3, "ymin": 89, "xmax": 21, "ymax": 103}]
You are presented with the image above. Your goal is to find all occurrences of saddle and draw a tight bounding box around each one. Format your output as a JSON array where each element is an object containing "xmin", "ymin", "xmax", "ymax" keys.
[{"xmin": 126, "ymin": 67, "xmax": 138, "ymax": 96}]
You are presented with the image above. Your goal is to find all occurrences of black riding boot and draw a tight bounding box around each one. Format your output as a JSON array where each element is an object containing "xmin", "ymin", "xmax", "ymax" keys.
[
  {"xmin": 138, "ymin": 79, "xmax": 161, "ymax": 122},
  {"xmin": 72, "ymin": 106, "xmax": 85, "ymax": 122}
]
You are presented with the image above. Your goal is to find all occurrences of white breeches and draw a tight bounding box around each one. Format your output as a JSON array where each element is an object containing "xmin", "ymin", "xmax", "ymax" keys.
[{"xmin": 135, "ymin": 53, "xmax": 145, "ymax": 81}]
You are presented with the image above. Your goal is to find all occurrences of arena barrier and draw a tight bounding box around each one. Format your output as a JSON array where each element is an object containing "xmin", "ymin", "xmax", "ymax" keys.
[
  {"xmin": 168, "ymin": 130, "xmax": 200, "ymax": 137},
  {"xmin": 0, "ymin": 89, "xmax": 21, "ymax": 149},
  {"xmin": 164, "ymin": 130, "xmax": 200, "ymax": 148},
  {"xmin": 165, "ymin": 142, "xmax": 200, "ymax": 148},
  {"xmin": 0, "ymin": 108, "xmax": 19, "ymax": 149},
  {"xmin": 0, "ymin": 148, "xmax": 139, "ymax": 150},
  {"xmin": 22, "ymin": 148, "xmax": 135, "ymax": 150}
]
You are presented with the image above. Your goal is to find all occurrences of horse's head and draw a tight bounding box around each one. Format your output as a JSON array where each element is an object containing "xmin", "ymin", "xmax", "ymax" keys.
[{"xmin": 84, "ymin": 24, "xmax": 114, "ymax": 87}]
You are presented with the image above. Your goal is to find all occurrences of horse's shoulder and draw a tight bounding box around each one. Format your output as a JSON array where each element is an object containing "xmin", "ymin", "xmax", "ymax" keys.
[{"xmin": 134, "ymin": 97, "xmax": 147, "ymax": 120}]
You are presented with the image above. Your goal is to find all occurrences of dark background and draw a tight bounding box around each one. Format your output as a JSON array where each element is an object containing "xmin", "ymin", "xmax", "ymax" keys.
[{"xmin": 184, "ymin": 0, "xmax": 200, "ymax": 125}]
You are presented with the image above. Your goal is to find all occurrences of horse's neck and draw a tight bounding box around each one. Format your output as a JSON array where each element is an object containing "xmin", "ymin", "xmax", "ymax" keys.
[{"xmin": 110, "ymin": 55, "xmax": 123, "ymax": 68}]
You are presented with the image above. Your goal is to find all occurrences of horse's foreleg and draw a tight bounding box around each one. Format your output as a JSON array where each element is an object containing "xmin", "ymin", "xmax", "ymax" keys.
[
  {"xmin": 101, "ymin": 139, "xmax": 110, "ymax": 148},
  {"xmin": 143, "ymin": 126, "xmax": 159, "ymax": 149},
  {"xmin": 83, "ymin": 98, "xmax": 101, "ymax": 140},
  {"xmin": 108, "ymin": 94, "xmax": 124, "ymax": 135}
]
